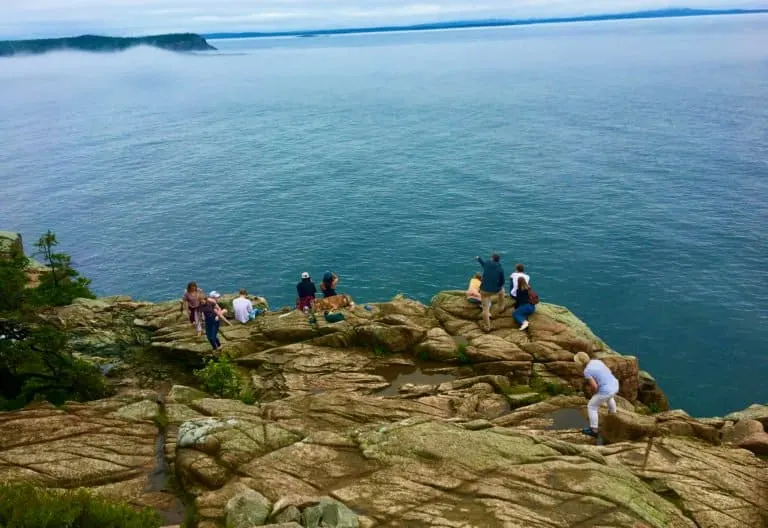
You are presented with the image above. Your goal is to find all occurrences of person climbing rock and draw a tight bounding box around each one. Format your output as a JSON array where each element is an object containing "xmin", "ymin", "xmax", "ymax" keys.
[
  {"xmin": 512, "ymin": 276, "xmax": 536, "ymax": 331},
  {"xmin": 466, "ymin": 272, "xmax": 482, "ymax": 304},
  {"xmin": 509, "ymin": 263, "xmax": 530, "ymax": 300},
  {"xmin": 296, "ymin": 272, "xmax": 317, "ymax": 312},
  {"xmin": 475, "ymin": 254, "xmax": 505, "ymax": 331},
  {"xmin": 201, "ymin": 291, "xmax": 227, "ymax": 350},
  {"xmin": 574, "ymin": 351, "xmax": 619, "ymax": 438},
  {"xmin": 320, "ymin": 271, "xmax": 339, "ymax": 298}
]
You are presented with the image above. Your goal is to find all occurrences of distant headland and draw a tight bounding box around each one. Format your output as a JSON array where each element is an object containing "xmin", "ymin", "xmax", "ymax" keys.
[
  {"xmin": 0, "ymin": 33, "xmax": 216, "ymax": 58},
  {"xmin": 205, "ymin": 8, "xmax": 768, "ymax": 40}
]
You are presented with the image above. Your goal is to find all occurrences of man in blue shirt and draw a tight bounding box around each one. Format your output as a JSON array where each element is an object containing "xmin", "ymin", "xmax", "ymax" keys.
[
  {"xmin": 475, "ymin": 254, "xmax": 505, "ymax": 332},
  {"xmin": 574, "ymin": 351, "xmax": 619, "ymax": 437}
]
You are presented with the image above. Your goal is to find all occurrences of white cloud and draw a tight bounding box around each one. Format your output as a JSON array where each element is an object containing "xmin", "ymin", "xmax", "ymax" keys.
[{"xmin": 1, "ymin": 0, "xmax": 766, "ymax": 38}]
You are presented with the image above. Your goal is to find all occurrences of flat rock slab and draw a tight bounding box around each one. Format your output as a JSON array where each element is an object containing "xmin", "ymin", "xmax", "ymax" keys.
[{"xmin": 0, "ymin": 397, "xmax": 178, "ymax": 515}]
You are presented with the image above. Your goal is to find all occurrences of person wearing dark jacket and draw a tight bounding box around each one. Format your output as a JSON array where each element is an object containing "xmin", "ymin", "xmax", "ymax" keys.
[
  {"xmin": 475, "ymin": 254, "xmax": 505, "ymax": 332},
  {"xmin": 513, "ymin": 276, "xmax": 535, "ymax": 331},
  {"xmin": 296, "ymin": 272, "xmax": 317, "ymax": 312}
]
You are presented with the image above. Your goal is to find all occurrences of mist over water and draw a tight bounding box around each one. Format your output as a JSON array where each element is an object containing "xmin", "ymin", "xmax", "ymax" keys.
[{"xmin": 1, "ymin": 16, "xmax": 767, "ymax": 416}]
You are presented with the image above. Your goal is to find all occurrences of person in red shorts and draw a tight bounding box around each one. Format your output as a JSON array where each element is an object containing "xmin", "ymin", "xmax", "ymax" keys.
[{"xmin": 296, "ymin": 272, "xmax": 316, "ymax": 313}]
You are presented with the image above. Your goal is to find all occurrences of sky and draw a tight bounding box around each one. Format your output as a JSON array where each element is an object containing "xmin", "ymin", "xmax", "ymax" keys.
[{"xmin": 2, "ymin": 1, "xmax": 767, "ymax": 39}]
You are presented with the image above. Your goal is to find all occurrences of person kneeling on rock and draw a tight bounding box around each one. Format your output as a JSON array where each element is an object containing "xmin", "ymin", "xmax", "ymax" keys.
[{"xmin": 574, "ymin": 351, "xmax": 619, "ymax": 438}]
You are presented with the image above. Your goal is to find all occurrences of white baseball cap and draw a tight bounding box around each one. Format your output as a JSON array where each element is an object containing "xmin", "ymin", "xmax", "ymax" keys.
[
  {"xmin": 208, "ymin": 291, "xmax": 221, "ymax": 299},
  {"xmin": 301, "ymin": 272, "xmax": 310, "ymax": 279}
]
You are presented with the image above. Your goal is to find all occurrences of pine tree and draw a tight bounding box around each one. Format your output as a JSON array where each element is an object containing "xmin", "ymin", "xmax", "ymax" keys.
[{"xmin": 31, "ymin": 230, "xmax": 94, "ymax": 306}]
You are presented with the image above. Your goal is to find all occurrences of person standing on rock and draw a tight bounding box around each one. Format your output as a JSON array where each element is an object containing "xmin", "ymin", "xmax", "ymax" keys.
[
  {"xmin": 296, "ymin": 272, "xmax": 317, "ymax": 313},
  {"xmin": 182, "ymin": 282, "xmax": 201, "ymax": 328},
  {"xmin": 201, "ymin": 291, "xmax": 227, "ymax": 350},
  {"xmin": 574, "ymin": 351, "xmax": 619, "ymax": 438},
  {"xmin": 510, "ymin": 263, "xmax": 530, "ymax": 300},
  {"xmin": 512, "ymin": 277, "xmax": 536, "ymax": 331},
  {"xmin": 475, "ymin": 254, "xmax": 505, "ymax": 332}
]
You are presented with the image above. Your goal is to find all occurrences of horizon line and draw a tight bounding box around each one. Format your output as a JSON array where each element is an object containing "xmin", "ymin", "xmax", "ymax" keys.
[
  {"xmin": 202, "ymin": 7, "xmax": 768, "ymax": 40},
  {"xmin": 2, "ymin": 7, "xmax": 767, "ymax": 42}
]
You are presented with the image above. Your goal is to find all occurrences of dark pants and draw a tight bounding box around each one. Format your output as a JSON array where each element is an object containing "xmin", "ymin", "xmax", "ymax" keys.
[
  {"xmin": 205, "ymin": 318, "xmax": 221, "ymax": 349},
  {"xmin": 513, "ymin": 303, "xmax": 535, "ymax": 325},
  {"xmin": 187, "ymin": 307, "xmax": 197, "ymax": 324}
]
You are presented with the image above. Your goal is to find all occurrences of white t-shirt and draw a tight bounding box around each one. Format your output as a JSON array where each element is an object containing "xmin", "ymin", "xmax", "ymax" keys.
[
  {"xmin": 232, "ymin": 297, "xmax": 253, "ymax": 324},
  {"xmin": 584, "ymin": 359, "xmax": 620, "ymax": 395},
  {"xmin": 510, "ymin": 272, "xmax": 530, "ymax": 297}
]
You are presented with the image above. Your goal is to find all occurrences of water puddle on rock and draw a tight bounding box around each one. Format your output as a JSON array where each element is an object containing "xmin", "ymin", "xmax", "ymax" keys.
[
  {"xmin": 542, "ymin": 408, "xmax": 588, "ymax": 430},
  {"xmin": 374, "ymin": 363, "xmax": 458, "ymax": 397},
  {"xmin": 146, "ymin": 388, "xmax": 187, "ymax": 525}
]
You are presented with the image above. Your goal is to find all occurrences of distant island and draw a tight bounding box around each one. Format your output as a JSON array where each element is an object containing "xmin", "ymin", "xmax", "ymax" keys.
[
  {"xmin": 0, "ymin": 33, "xmax": 216, "ymax": 58},
  {"xmin": 205, "ymin": 8, "xmax": 768, "ymax": 40}
]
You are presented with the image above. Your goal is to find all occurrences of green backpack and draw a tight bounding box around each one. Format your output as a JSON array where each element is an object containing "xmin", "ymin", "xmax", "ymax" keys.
[{"xmin": 324, "ymin": 312, "xmax": 345, "ymax": 323}]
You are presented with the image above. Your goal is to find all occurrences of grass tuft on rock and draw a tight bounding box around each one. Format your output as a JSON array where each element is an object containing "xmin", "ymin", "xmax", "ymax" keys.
[
  {"xmin": 193, "ymin": 354, "xmax": 255, "ymax": 404},
  {"xmin": 456, "ymin": 343, "xmax": 471, "ymax": 365},
  {"xmin": 0, "ymin": 483, "xmax": 162, "ymax": 528}
]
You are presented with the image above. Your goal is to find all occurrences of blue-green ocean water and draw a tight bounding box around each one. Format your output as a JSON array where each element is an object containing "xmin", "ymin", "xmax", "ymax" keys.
[{"xmin": 1, "ymin": 15, "xmax": 766, "ymax": 416}]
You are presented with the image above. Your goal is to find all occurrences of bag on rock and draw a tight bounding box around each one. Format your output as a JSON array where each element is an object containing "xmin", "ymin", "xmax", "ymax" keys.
[{"xmin": 324, "ymin": 311, "xmax": 345, "ymax": 323}]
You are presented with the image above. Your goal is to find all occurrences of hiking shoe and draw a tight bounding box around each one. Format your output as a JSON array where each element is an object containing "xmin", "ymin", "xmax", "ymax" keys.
[
  {"xmin": 581, "ymin": 427, "xmax": 598, "ymax": 438},
  {"xmin": 520, "ymin": 321, "xmax": 529, "ymax": 331}
]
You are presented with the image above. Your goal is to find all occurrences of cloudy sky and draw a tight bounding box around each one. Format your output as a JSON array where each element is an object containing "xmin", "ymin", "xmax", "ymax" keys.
[{"xmin": 2, "ymin": 1, "xmax": 766, "ymax": 39}]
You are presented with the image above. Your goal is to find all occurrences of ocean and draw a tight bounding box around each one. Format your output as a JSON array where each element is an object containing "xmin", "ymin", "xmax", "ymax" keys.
[{"xmin": 1, "ymin": 15, "xmax": 766, "ymax": 416}]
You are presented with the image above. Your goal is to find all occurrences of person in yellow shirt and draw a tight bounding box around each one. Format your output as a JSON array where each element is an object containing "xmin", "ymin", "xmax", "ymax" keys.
[{"xmin": 466, "ymin": 272, "xmax": 482, "ymax": 304}]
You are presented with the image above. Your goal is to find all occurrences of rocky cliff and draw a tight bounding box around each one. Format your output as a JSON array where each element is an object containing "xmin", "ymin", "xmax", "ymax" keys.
[
  {"xmin": 1, "ymin": 289, "xmax": 766, "ymax": 527},
  {"xmin": 0, "ymin": 33, "xmax": 216, "ymax": 57}
]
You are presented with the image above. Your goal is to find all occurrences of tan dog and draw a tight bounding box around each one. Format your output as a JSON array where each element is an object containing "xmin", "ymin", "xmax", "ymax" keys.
[{"xmin": 314, "ymin": 294, "xmax": 352, "ymax": 312}]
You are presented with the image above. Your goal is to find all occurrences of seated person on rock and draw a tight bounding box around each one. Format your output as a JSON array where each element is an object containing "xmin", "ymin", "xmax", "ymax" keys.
[
  {"xmin": 574, "ymin": 351, "xmax": 619, "ymax": 438},
  {"xmin": 320, "ymin": 271, "xmax": 339, "ymax": 298},
  {"xmin": 466, "ymin": 273, "xmax": 482, "ymax": 304},
  {"xmin": 296, "ymin": 272, "xmax": 317, "ymax": 312},
  {"xmin": 232, "ymin": 288, "xmax": 263, "ymax": 323},
  {"xmin": 512, "ymin": 276, "xmax": 537, "ymax": 331}
]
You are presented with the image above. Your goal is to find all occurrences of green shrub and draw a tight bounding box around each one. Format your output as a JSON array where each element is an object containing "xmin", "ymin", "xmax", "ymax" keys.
[
  {"xmin": 542, "ymin": 382, "xmax": 573, "ymax": 397},
  {"xmin": 27, "ymin": 230, "xmax": 94, "ymax": 307},
  {"xmin": 417, "ymin": 350, "xmax": 430, "ymax": 362},
  {"xmin": 0, "ymin": 321, "xmax": 109, "ymax": 410},
  {"xmin": 194, "ymin": 355, "xmax": 247, "ymax": 401},
  {"xmin": 372, "ymin": 345, "xmax": 389, "ymax": 357},
  {"xmin": 456, "ymin": 343, "xmax": 471, "ymax": 365},
  {"xmin": 0, "ymin": 253, "xmax": 28, "ymax": 312},
  {"xmin": 528, "ymin": 372, "xmax": 574, "ymax": 397},
  {"xmin": 0, "ymin": 483, "xmax": 161, "ymax": 528}
]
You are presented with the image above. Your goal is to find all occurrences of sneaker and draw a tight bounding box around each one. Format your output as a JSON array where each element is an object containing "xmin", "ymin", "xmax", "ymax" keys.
[
  {"xmin": 581, "ymin": 427, "xmax": 598, "ymax": 438},
  {"xmin": 520, "ymin": 321, "xmax": 529, "ymax": 331}
]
